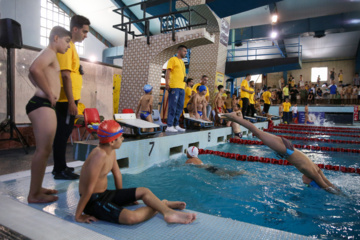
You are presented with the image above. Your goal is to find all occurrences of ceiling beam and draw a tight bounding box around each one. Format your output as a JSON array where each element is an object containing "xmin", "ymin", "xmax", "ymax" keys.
[
  {"xmin": 229, "ymin": 11, "xmax": 360, "ymax": 43},
  {"xmin": 51, "ymin": 0, "xmax": 114, "ymax": 47},
  {"xmin": 113, "ymin": 0, "xmax": 147, "ymax": 35}
]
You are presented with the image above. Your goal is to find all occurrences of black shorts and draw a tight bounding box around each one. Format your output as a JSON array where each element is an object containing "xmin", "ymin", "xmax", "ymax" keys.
[
  {"xmin": 83, "ymin": 188, "xmax": 137, "ymax": 223},
  {"xmin": 263, "ymin": 103, "xmax": 270, "ymax": 113},
  {"xmin": 205, "ymin": 166, "xmax": 219, "ymax": 173},
  {"xmin": 25, "ymin": 96, "xmax": 54, "ymax": 115}
]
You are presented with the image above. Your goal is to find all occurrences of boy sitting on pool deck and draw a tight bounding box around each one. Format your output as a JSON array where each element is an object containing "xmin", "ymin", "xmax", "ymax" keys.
[
  {"xmin": 185, "ymin": 147, "xmax": 246, "ymax": 177},
  {"xmin": 187, "ymin": 85, "xmax": 210, "ymax": 121},
  {"xmin": 136, "ymin": 84, "xmax": 154, "ymax": 132},
  {"xmin": 75, "ymin": 120, "xmax": 196, "ymax": 224},
  {"xmin": 26, "ymin": 26, "xmax": 71, "ymax": 203},
  {"xmin": 224, "ymin": 112, "xmax": 340, "ymax": 194}
]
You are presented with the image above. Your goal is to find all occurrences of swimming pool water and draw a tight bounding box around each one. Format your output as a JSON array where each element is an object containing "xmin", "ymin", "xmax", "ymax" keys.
[{"xmin": 109, "ymin": 137, "xmax": 360, "ymax": 239}]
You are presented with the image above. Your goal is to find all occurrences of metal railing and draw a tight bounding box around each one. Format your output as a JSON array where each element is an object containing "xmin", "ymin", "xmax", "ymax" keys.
[
  {"xmin": 227, "ymin": 39, "xmax": 302, "ymax": 62},
  {"xmin": 113, "ymin": 0, "xmax": 207, "ymax": 47}
]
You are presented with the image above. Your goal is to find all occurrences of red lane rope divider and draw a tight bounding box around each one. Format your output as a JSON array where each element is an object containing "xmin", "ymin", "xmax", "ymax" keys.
[
  {"xmin": 273, "ymin": 135, "xmax": 360, "ymax": 145},
  {"xmin": 273, "ymin": 125, "xmax": 360, "ymax": 133},
  {"xmin": 264, "ymin": 129, "xmax": 360, "ymax": 138},
  {"xmin": 228, "ymin": 138, "xmax": 360, "ymax": 154},
  {"xmin": 279, "ymin": 123, "xmax": 360, "ymax": 131},
  {"xmin": 198, "ymin": 148, "xmax": 360, "ymax": 174}
]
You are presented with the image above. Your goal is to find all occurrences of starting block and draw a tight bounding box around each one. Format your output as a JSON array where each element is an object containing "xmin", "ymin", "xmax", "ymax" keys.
[
  {"xmin": 244, "ymin": 116, "xmax": 257, "ymax": 123},
  {"xmin": 254, "ymin": 115, "xmax": 267, "ymax": 122},
  {"xmin": 114, "ymin": 113, "xmax": 162, "ymax": 136},
  {"xmin": 183, "ymin": 113, "xmax": 214, "ymax": 129},
  {"xmin": 270, "ymin": 115, "xmax": 281, "ymax": 120}
]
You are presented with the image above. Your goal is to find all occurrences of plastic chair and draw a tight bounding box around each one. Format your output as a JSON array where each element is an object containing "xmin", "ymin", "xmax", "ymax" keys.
[
  {"xmin": 122, "ymin": 109, "xmax": 134, "ymax": 114},
  {"xmin": 83, "ymin": 108, "xmax": 101, "ymax": 141},
  {"xmin": 152, "ymin": 109, "xmax": 167, "ymax": 131}
]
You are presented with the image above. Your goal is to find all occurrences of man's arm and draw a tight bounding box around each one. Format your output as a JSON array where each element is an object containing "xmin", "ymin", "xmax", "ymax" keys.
[
  {"xmin": 75, "ymin": 150, "xmax": 105, "ymax": 223},
  {"xmin": 111, "ymin": 156, "xmax": 123, "ymax": 189},
  {"xmin": 28, "ymin": 50, "xmax": 57, "ymax": 106},
  {"xmin": 165, "ymin": 69, "xmax": 171, "ymax": 91},
  {"xmin": 61, "ymin": 70, "xmax": 77, "ymax": 116},
  {"xmin": 149, "ymin": 96, "xmax": 153, "ymax": 113},
  {"xmin": 135, "ymin": 96, "xmax": 142, "ymax": 117}
]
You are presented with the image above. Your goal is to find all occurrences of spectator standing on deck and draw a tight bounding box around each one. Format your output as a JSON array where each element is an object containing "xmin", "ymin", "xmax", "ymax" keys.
[
  {"xmin": 353, "ymin": 73, "xmax": 360, "ymax": 88},
  {"xmin": 240, "ymin": 74, "xmax": 254, "ymax": 117},
  {"xmin": 299, "ymin": 75, "xmax": 305, "ymax": 88},
  {"xmin": 183, "ymin": 78, "xmax": 194, "ymax": 113},
  {"xmin": 283, "ymin": 84, "xmax": 290, "ymax": 100},
  {"xmin": 329, "ymin": 68, "xmax": 335, "ymax": 83},
  {"xmin": 282, "ymin": 98, "xmax": 291, "ymax": 124},
  {"xmin": 53, "ymin": 15, "xmax": 90, "ymax": 180},
  {"xmin": 328, "ymin": 80, "xmax": 337, "ymax": 104},
  {"xmin": 290, "ymin": 86, "xmax": 299, "ymax": 104},
  {"xmin": 338, "ymin": 70, "xmax": 343, "ymax": 86},
  {"xmin": 299, "ymin": 86, "xmax": 308, "ymax": 105},
  {"xmin": 165, "ymin": 45, "xmax": 188, "ymax": 133}
]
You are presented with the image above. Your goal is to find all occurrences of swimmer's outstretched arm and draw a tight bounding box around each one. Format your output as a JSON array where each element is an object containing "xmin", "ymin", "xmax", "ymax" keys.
[{"xmin": 224, "ymin": 112, "xmax": 287, "ymax": 154}]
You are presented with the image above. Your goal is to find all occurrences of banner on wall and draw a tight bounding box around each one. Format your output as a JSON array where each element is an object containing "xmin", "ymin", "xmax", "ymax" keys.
[
  {"xmin": 220, "ymin": 19, "xmax": 230, "ymax": 47},
  {"xmin": 215, "ymin": 71, "xmax": 224, "ymax": 86},
  {"xmin": 113, "ymin": 74, "xmax": 121, "ymax": 114},
  {"xmin": 298, "ymin": 112, "xmax": 325, "ymax": 124},
  {"xmin": 354, "ymin": 106, "xmax": 359, "ymax": 121}
]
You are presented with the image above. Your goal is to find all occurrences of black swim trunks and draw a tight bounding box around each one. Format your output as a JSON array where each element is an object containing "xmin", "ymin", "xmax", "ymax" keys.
[
  {"xmin": 25, "ymin": 96, "xmax": 54, "ymax": 115},
  {"xmin": 83, "ymin": 188, "xmax": 137, "ymax": 223},
  {"xmin": 275, "ymin": 137, "xmax": 295, "ymax": 159},
  {"xmin": 234, "ymin": 132, "xmax": 243, "ymax": 138},
  {"xmin": 205, "ymin": 166, "xmax": 219, "ymax": 173}
]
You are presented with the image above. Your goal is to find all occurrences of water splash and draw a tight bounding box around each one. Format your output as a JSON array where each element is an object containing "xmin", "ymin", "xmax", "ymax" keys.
[{"xmin": 309, "ymin": 114, "xmax": 335, "ymax": 126}]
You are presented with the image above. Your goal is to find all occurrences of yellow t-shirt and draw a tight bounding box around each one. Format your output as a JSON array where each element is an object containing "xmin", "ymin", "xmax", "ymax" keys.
[
  {"xmin": 291, "ymin": 79, "xmax": 295, "ymax": 87},
  {"xmin": 240, "ymin": 80, "xmax": 249, "ymax": 99},
  {"xmin": 263, "ymin": 91, "xmax": 271, "ymax": 104},
  {"xmin": 192, "ymin": 83, "xmax": 209, "ymax": 97},
  {"xmin": 167, "ymin": 56, "xmax": 186, "ymax": 89},
  {"xmin": 57, "ymin": 41, "xmax": 82, "ymax": 102},
  {"xmin": 249, "ymin": 87, "xmax": 255, "ymax": 104},
  {"xmin": 339, "ymin": 73, "xmax": 343, "ymax": 82},
  {"xmin": 283, "ymin": 86, "xmax": 289, "ymax": 96},
  {"xmin": 238, "ymin": 99, "xmax": 243, "ymax": 108},
  {"xmin": 184, "ymin": 86, "xmax": 192, "ymax": 108},
  {"xmin": 283, "ymin": 102, "xmax": 291, "ymax": 112}
]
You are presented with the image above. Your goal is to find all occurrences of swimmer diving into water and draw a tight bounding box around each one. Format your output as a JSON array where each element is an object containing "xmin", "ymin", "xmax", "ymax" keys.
[
  {"xmin": 185, "ymin": 146, "xmax": 246, "ymax": 177},
  {"xmin": 224, "ymin": 111, "xmax": 341, "ymax": 194}
]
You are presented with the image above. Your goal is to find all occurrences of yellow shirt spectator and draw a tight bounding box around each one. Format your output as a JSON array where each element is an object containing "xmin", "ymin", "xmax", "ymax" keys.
[
  {"xmin": 283, "ymin": 86, "xmax": 289, "ymax": 96},
  {"xmin": 291, "ymin": 79, "xmax": 295, "ymax": 87},
  {"xmin": 249, "ymin": 87, "xmax": 255, "ymax": 104},
  {"xmin": 263, "ymin": 90, "xmax": 271, "ymax": 104},
  {"xmin": 283, "ymin": 102, "xmax": 291, "ymax": 112},
  {"xmin": 57, "ymin": 41, "xmax": 82, "ymax": 102},
  {"xmin": 238, "ymin": 99, "xmax": 243, "ymax": 108},
  {"xmin": 192, "ymin": 83, "xmax": 209, "ymax": 98},
  {"xmin": 184, "ymin": 86, "xmax": 192, "ymax": 108},
  {"xmin": 167, "ymin": 56, "xmax": 186, "ymax": 89},
  {"xmin": 240, "ymin": 80, "xmax": 250, "ymax": 98}
]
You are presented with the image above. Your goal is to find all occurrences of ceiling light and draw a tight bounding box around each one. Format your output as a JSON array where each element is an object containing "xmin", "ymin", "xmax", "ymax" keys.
[
  {"xmin": 89, "ymin": 55, "xmax": 97, "ymax": 62},
  {"xmin": 271, "ymin": 14, "xmax": 278, "ymax": 24},
  {"xmin": 270, "ymin": 31, "xmax": 278, "ymax": 39}
]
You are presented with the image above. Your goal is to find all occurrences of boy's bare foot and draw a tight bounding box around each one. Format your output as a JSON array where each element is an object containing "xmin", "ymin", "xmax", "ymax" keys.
[
  {"xmin": 163, "ymin": 210, "xmax": 197, "ymax": 224},
  {"xmin": 28, "ymin": 193, "xmax": 58, "ymax": 203},
  {"xmin": 162, "ymin": 200, "xmax": 186, "ymax": 210},
  {"xmin": 41, "ymin": 187, "xmax": 58, "ymax": 195}
]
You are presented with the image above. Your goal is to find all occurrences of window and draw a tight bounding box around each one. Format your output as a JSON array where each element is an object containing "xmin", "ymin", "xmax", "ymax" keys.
[
  {"xmin": 311, "ymin": 67, "xmax": 327, "ymax": 82},
  {"xmin": 251, "ymin": 74, "xmax": 262, "ymax": 83},
  {"xmin": 40, "ymin": 0, "xmax": 84, "ymax": 55}
]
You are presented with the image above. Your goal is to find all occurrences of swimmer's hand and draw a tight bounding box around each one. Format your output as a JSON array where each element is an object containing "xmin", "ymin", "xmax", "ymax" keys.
[
  {"xmin": 47, "ymin": 92, "xmax": 57, "ymax": 107},
  {"xmin": 76, "ymin": 214, "xmax": 98, "ymax": 223},
  {"xmin": 224, "ymin": 111, "xmax": 243, "ymax": 122}
]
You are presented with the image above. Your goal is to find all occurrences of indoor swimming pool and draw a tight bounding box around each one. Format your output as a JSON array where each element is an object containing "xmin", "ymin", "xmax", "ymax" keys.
[{"xmin": 114, "ymin": 135, "xmax": 360, "ymax": 239}]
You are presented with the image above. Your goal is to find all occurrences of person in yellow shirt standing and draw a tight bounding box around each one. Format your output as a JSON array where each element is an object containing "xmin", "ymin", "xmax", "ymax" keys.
[
  {"xmin": 165, "ymin": 45, "xmax": 187, "ymax": 133},
  {"xmin": 247, "ymin": 80, "xmax": 256, "ymax": 117},
  {"xmin": 262, "ymin": 87, "xmax": 272, "ymax": 116},
  {"xmin": 282, "ymin": 98, "xmax": 291, "ymax": 124},
  {"xmin": 52, "ymin": 15, "xmax": 90, "ymax": 180},
  {"xmin": 183, "ymin": 78, "xmax": 194, "ymax": 113},
  {"xmin": 240, "ymin": 74, "xmax": 254, "ymax": 117},
  {"xmin": 283, "ymin": 83, "xmax": 290, "ymax": 100}
]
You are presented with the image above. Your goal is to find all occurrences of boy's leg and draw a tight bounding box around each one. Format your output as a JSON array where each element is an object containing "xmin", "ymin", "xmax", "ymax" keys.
[
  {"xmin": 28, "ymin": 107, "xmax": 58, "ymax": 203},
  {"xmin": 146, "ymin": 115, "xmax": 154, "ymax": 132},
  {"xmin": 119, "ymin": 187, "xmax": 196, "ymax": 225}
]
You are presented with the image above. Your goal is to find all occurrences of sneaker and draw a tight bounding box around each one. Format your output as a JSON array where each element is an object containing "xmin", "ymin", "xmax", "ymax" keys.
[
  {"xmin": 165, "ymin": 126, "xmax": 178, "ymax": 132},
  {"xmin": 175, "ymin": 126, "xmax": 186, "ymax": 132},
  {"xmin": 52, "ymin": 166, "xmax": 74, "ymax": 175},
  {"xmin": 54, "ymin": 169, "xmax": 79, "ymax": 180}
]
